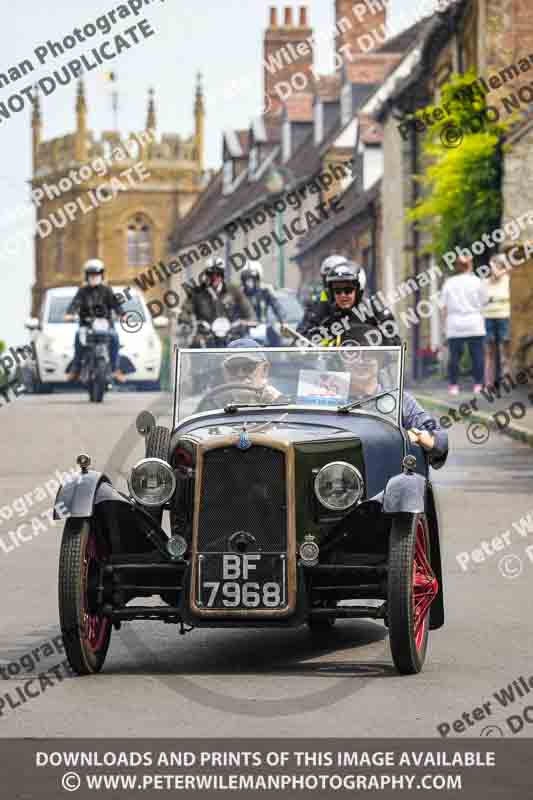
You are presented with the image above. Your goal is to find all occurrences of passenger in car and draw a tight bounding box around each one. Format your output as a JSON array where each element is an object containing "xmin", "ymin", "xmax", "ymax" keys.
[{"xmin": 345, "ymin": 354, "xmax": 449, "ymax": 468}]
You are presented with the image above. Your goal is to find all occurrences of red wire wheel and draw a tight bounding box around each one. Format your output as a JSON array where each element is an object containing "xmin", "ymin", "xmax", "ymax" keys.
[
  {"xmin": 387, "ymin": 514, "xmax": 438, "ymax": 674},
  {"xmin": 59, "ymin": 518, "xmax": 112, "ymax": 675}
]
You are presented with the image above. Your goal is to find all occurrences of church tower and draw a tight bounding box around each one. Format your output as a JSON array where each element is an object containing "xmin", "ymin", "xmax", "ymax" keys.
[{"xmin": 30, "ymin": 81, "xmax": 206, "ymax": 315}]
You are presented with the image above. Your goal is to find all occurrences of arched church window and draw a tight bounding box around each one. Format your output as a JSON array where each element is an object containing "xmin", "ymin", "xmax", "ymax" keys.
[{"xmin": 127, "ymin": 214, "xmax": 152, "ymax": 267}]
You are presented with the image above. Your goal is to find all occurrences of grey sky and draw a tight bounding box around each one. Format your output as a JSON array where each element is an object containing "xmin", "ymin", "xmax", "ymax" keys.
[{"xmin": 0, "ymin": 0, "xmax": 434, "ymax": 345}]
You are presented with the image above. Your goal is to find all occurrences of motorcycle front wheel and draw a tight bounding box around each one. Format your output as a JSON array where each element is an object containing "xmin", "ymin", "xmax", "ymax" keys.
[{"xmin": 89, "ymin": 359, "xmax": 107, "ymax": 403}]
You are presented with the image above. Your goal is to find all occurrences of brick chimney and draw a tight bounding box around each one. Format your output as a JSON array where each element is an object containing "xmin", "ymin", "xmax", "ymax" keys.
[
  {"xmin": 264, "ymin": 6, "xmax": 314, "ymax": 117},
  {"xmin": 335, "ymin": 0, "xmax": 388, "ymax": 62}
]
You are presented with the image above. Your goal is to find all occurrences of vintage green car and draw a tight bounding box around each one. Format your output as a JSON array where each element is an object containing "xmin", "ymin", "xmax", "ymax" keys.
[{"xmin": 56, "ymin": 345, "xmax": 445, "ymax": 676}]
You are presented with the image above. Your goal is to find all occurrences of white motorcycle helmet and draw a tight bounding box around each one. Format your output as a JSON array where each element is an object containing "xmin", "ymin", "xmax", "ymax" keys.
[
  {"xmin": 241, "ymin": 260, "xmax": 263, "ymax": 293},
  {"xmin": 320, "ymin": 254, "xmax": 350, "ymax": 285},
  {"xmin": 241, "ymin": 260, "xmax": 263, "ymax": 280},
  {"xmin": 84, "ymin": 258, "xmax": 105, "ymax": 285}
]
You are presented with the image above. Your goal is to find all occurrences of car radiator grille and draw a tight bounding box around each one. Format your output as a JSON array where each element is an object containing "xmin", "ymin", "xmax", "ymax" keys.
[{"xmin": 196, "ymin": 445, "xmax": 287, "ymax": 553}]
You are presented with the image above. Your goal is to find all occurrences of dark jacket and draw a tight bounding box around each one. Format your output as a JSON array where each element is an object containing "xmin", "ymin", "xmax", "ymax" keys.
[
  {"xmin": 297, "ymin": 290, "xmax": 329, "ymax": 335},
  {"xmin": 303, "ymin": 296, "xmax": 402, "ymax": 347},
  {"xmin": 67, "ymin": 285, "xmax": 123, "ymax": 323},
  {"xmin": 181, "ymin": 283, "xmax": 254, "ymax": 325}
]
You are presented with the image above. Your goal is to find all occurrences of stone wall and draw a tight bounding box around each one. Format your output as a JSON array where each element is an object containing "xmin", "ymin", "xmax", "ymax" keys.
[{"xmin": 502, "ymin": 126, "xmax": 533, "ymax": 364}]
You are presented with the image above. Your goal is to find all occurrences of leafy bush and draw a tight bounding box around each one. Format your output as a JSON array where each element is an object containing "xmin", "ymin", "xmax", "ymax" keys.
[{"xmin": 407, "ymin": 70, "xmax": 511, "ymax": 264}]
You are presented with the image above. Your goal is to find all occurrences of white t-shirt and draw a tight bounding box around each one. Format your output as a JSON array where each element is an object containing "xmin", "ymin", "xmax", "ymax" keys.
[{"xmin": 440, "ymin": 273, "xmax": 488, "ymax": 338}]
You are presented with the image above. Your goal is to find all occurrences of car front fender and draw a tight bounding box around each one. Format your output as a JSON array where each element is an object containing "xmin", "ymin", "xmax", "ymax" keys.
[
  {"xmin": 383, "ymin": 471, "xmax": 427, "ymax": 514},
  {"xmin": 53, "ymin": 470, "xmax": 121, "ymax": 519}
]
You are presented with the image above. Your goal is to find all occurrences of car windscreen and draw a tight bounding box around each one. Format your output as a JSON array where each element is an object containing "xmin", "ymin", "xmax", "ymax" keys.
[
  {"xmin": 174, "ymin": 346, "xmax": 403, "ymax": 426},
  {"xmin": 47, "ymin": 295, "xmax": 76, "ymax": 323}
]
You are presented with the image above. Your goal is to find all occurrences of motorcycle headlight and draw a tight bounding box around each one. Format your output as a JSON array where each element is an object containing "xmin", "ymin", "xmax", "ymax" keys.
[
  {"xmin": 314, "ymin": 461, "xmax": 363, "ymax": 512},
  {"xmin": 128, "ymin": 458, "xmax": 176, "ymax": 507}
]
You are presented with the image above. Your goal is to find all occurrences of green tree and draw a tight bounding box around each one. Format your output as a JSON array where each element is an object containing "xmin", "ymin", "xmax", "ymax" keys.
[{"xmin": 407, "ymin": 70, "xmax": 512, "ymax": 265}]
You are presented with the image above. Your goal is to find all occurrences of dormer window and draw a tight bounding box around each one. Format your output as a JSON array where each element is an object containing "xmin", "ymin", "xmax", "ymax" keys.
[
  {"xmin": 314, "ymin": 101, "xmax": 324, "ymax": 145},
  {"xmin": 282, "ymin": 121, "xmax": 291, "ymax": 163},
  {"xmin": 249, "ymin": 145, "xmax": 258, "ymax": 176},
  {"xmin": 223, "ymin": 159, "xmax": 234, "ymax": 194},
  {"xmin": 341, "ymin": 83, "xmax": 352, "ymax": 126}
]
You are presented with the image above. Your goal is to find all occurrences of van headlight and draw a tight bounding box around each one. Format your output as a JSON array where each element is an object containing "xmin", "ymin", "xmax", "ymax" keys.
[
  {"xmin": 314, "ymin": 462, "xmax": 363, "ymax": 512},
  {"xmin": 128, "ymin": 458, "xmax": 176, "ymax": 506}
]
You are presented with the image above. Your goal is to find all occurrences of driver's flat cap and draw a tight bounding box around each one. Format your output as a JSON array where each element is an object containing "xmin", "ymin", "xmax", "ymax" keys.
[{"xmin": 224, "ymin": 338, "xmax": 267, "ymax": 364}]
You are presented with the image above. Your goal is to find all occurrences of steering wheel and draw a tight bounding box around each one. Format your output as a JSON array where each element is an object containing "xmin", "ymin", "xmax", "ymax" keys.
[{"xmin": 196, "ymin": 383, "xmax": 264, "ymax": 413}]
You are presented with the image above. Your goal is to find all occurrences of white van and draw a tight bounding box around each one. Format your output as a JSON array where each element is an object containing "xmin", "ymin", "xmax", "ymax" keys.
[{"xmin": 25, "ymin": 286, "xmax": 165, "ymax": 392}]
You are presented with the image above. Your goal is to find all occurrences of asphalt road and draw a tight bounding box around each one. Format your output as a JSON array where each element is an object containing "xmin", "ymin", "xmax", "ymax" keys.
[{"xmin": 1, "ymin": 389, "xmax": 532, "ymax": 738}]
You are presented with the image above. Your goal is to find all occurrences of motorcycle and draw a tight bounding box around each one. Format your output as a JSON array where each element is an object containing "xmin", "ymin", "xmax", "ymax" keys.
[{"xmin": 78, "ymin": 317, "xmax": 113, "ymax": 403}]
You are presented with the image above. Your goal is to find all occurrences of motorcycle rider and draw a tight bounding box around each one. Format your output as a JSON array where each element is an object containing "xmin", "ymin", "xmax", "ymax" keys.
[
  {"xmin": 240, "ymin": 260, "xmax": 286, "ymax": 346},
  {"xmin": 297, "ymin": 253, "xmax": 347, "ymax": 335},
  {"xmin": 310, "ymin": 261, "xmax": 402, "ymax": 347},
  {"xmin": 64, "ymin": 259, "xmax": 126, "ymax": 382},
  {"xmin": 179, "ymin": 257, "xmax": 255, "ymax": 339}
]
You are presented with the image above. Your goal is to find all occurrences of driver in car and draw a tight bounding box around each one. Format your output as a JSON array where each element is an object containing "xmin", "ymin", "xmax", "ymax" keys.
[
  {"xmin": 221, "ymin": 339, "xmax": 282, "ymax": 403},
  {"xmin": 345, "ymin": 353, "xmax": 448, "ymax": 467}
]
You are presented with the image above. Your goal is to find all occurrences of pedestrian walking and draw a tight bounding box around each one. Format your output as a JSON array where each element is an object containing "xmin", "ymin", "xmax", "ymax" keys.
[
  {"xmin": 483, "ymin": 254, "xmax": 511, "ymax": 387},
  {"xmin": 440, "ymin": 254, "xmax": 488, "ymax": 395}
]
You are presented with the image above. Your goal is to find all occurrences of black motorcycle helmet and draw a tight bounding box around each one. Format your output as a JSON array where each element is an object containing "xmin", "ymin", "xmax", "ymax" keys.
[{"xmin": 325, "ymin": 261, "xmax": 367, "ymax": 305}]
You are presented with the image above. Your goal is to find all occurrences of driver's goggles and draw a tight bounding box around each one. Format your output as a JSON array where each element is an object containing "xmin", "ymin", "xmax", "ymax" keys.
[{"xmin": 224, "ymin": 359, "xmax": 258, "ymax": 378}]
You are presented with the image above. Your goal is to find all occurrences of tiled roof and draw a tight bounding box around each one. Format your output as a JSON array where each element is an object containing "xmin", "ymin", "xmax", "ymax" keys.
[
  {"xmin": 377, "ymin": 16, "xmax": 430, "ymax": 54},
  {"xmin": 296, "ymin": 179, "xmax": 382, "ymax": 256},
  {"xmin": 170, "ymin": 13, "xmax": 428, "ymax": 255}
]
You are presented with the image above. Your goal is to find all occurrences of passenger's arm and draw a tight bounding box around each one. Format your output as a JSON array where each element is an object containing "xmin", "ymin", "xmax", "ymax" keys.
[{"xmin": 403, "ymin": 393, "xmax": 449, "ymax": 469}]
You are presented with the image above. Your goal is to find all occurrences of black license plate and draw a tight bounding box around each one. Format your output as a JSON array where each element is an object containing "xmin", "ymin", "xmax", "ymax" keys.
[{"xmin": 197, "ymin": 553, "xmax": 287, "ymax": 610}]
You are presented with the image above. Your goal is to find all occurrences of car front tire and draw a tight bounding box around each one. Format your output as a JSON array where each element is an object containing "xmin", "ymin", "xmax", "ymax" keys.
[
  {"xmin": 58, "ymin": 518, "xmax": 112, "ymax": 675},
  {"xmin": 387, "ymin": 513, "xmax": 438, "ymax": 675}
]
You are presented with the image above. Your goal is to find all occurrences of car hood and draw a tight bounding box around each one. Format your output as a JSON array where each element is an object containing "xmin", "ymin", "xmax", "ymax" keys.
[{"xmin": 173, "ymin": 409, "xmax": 408, "ymax": 497}]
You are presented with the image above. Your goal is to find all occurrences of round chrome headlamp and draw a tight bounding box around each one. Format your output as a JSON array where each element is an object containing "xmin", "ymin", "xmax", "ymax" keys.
[
  {"xmin": 314, "ymin": 462, "xmax": 364, "ymax": 512},
  {"xmin": 128, "ymin": 458, "xmax": 176, "ymax": 507}
]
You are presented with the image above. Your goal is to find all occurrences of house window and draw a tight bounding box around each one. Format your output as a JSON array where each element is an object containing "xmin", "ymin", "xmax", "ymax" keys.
[
  {"xmin": 127, "ymin": 214, "xmax": 152, "ymax": 267},
  {"xmin": 223, "ymin": 159, "xmax": 234, "ymax": 193},
  {"xmin": 341, "ymin": 83, "xmax": 352, "ymax": 126},
  {"xmin": 249, "ymin": 146, "xmax": 258, "ymax": 175}
]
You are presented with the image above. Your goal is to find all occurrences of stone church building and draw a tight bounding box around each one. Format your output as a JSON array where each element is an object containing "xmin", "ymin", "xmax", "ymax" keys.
[{"xmin": 30, "ymin": 76, "xmax": 206, "ymax": 315}]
